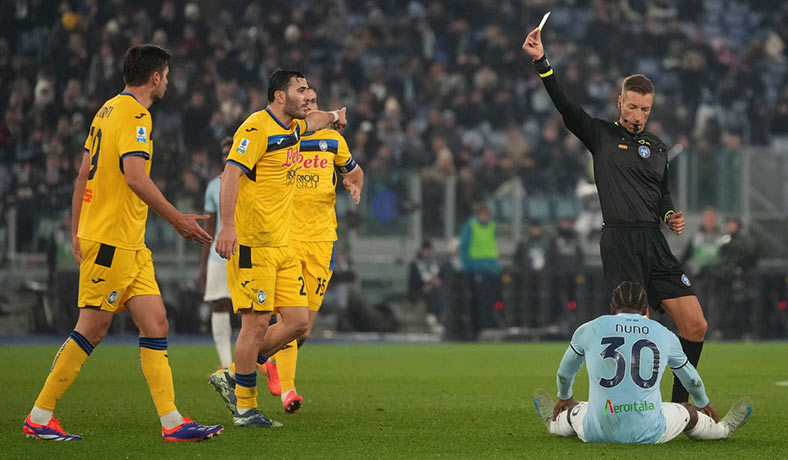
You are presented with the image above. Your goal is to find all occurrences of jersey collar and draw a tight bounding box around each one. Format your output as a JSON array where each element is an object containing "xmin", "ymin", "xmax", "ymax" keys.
[
  {"xmin": 120, "ymin": 91, "xmax": 141, "ymax": 103},
  {"xmin": 265, "ymin": 107, "xmax": 290, "ymax": 130},
  {"xmin": 614, "ymin": 120, "xmax": 648, "ymax": 142},
  {"xmin": 615, "ymin": 312, "xmax": 645, "ymax": 317}
]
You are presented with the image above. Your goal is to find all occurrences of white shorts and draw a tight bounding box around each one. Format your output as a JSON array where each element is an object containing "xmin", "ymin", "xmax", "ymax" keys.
[
  {"xmin": 204, "ymin": 258, "xmax": 231, "ymax": 302},
  {"xmin": 565, "ymin": 402, "xmax": 690, "ymax": 443},
  {"xmin": 656, "ymin": 403, "xmax": 691, "ymax": 444},
  {"xmin": 567, "ymin": 402, "xmax": 589, "ymax": 442}
]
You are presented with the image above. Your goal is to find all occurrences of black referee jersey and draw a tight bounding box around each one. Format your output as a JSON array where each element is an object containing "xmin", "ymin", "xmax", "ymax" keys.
[
  {"xmin": 533, "ymin": 57, "xmax": 676, "ymax": 226},
  {"xmin": 533, "ymin": 56, "xmax": 696, "ymax": 309}
]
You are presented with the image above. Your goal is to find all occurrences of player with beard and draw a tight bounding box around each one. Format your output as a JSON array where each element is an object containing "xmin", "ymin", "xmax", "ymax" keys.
[
  {"xmin": 263, "ymin": 83, "xmax": 363, "ymax": 413},
  {"xmin": 209, "ymin": 70, "xmax": 346, "ymax": 428}
]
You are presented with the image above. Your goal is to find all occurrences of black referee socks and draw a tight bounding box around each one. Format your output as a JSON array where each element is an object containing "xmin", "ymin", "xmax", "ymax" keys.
[{"xmin": 672, "ymin": 337, "xmax": 704, "ymax": 403}]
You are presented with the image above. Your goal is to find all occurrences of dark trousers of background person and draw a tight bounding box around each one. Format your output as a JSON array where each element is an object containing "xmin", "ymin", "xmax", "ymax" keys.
[
  {"xmin": 469, "ymin": 272, "xmax": 502, "ymax": 339},
  {"xmin": 514, "ymin": 270, "xmax": 550, "ymax": 329},
  {"xmin": 444, "ymin": 271, "xmax": 474, "ymax": 341},
  {"xmin": 716, "ymin": 274, "xmax": 755, "ymax": 339},
  {"xmin": 689, "ymin": 273, "xmax": 718, "ymax": 334},
  {"xmin": 549, "ymin": 272, "xmax": 577, "ymax": 331},
  {"xmin": 424, "ymin": 287, "xmax": 447, "ymax": 324}
]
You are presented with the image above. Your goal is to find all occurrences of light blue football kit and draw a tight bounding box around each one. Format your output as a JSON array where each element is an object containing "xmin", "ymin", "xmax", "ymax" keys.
[
  {"xmin": 556, "ymin": 313, "xmax": 709, "ymax": 443},
  {"xmin": 204, "ymin": 176, "xmax": 223, "ymax": 263}
]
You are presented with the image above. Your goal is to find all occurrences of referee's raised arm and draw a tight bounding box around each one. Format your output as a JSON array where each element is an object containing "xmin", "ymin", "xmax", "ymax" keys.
[{"xmin": 522, "ymin": 27, "xmax": 601, "ymax": 153}]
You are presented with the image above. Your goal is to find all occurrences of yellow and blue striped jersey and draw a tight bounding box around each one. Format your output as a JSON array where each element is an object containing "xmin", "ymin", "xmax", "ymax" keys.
[
  {"xmin": 291, "ymin": 129, "xmax": 356, "ymax": 241},
  {"xmin": 78, "ymin": 92, "xmax": 153, "ymax": 250},
  {"xmin": 226, "ymin": 108, "xmax": 308, "ymax": 247}
]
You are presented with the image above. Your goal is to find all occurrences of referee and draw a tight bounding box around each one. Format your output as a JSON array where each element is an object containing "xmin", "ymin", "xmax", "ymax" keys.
[{"xmin": 523, "ymin": 27, "xmax": 707, "ymax": 403}]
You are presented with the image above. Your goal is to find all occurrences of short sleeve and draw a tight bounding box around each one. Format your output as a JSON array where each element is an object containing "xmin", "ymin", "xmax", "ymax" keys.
[
  {"xmin": 83, "ymin": 110, "xmax": 103, "ymax": 152},
  {"xmin": 226, "ymin": 121, "xmax": 266, "ymax": 174},
  {"xmin": 117, "ymin": 111, "xmax": 153, "ymax": 160},
  {"xmin": 335, "ymin": 134, "xmax": 359, "ymax": 174},
  {"xmin": 335, "ymin": 134, "xmax": 356, "ymax": 170},
  {"xmin": 296, "ymin": 118, "xmax": 308, "ymax": 136},
  {"xmin": 204, "ymin": 179, "xmax": 218, "ymax": 214}
]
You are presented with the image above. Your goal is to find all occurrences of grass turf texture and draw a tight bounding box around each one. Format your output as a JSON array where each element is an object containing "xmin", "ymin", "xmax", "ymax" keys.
[{"xmin": 1, "ymin": 342, "xmax": 786, "ymax": 459}]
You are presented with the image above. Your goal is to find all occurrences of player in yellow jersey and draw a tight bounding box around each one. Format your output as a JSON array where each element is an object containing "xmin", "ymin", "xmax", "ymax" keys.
[
  {"xmin": 209, "ymin": 70, "xmax": 347, "ymax": 428},
  {"xmin": 267, "ymin": 84, "xmax": 364, "ymax": 413},
  {"xmin": 23, "ymin": 45, "xmax": 223, "ymax": 442}
]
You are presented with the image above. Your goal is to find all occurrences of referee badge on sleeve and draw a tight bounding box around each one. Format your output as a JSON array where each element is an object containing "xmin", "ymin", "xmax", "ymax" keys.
[
  {"xmin": 638, "ymin": 145, "xmax": 651, "ymax": 158},
  {"xmin": 681, "ymin": 274, "xmax": 692, "ymax": 286}
]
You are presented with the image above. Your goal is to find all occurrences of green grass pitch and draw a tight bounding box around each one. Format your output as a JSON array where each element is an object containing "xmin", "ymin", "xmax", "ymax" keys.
[{"xmin": 1, "ymin": 342, "xmax": 786, "ymax": 459}]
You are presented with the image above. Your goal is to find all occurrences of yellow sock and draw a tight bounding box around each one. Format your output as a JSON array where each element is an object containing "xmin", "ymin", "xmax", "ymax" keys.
[
  {"xmin": 229, "ymin": 353, "xmax": 271, "ymax": 377},
  {"xmin": 273, "ymin": 339, "xmax": 298, "ymax": 393},
  {"xmin": 34, "ymin": 331, "xmax": 93, "ymax": 411},
  {"xmin": 235, "ymin": 371, "xmax": 258, "ymax": 411},
  {"xmin": 139, "ymin": 337, "xmax": 177, "ymax": 417}
]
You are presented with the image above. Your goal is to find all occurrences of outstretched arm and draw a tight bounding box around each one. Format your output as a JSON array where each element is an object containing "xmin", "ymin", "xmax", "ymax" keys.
[
  {"xmin": 306, "ymin": 107, "xmax": 347, "ymax": 132},
  {"xmin": 672, "ymin": 361, "xmax": 717, "ymax": 420},
  {"xmin": 124, "ymin": 156, "xmax": 211, "ymax": 244},
  {"xmin": 522, "ymin": 27, "xmax": 601, "ymax": 153}
]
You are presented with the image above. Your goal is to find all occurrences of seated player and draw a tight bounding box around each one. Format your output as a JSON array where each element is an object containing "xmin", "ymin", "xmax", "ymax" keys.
[{"xmin": 533, "ymin": 281, "xmax": 751, "ymax": 444}]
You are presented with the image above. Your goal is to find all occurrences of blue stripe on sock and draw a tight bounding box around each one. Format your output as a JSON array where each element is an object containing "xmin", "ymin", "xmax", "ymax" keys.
[
  {"xmin": 139, "ymin": 337, "xmax": 168, "ymax": 350},
  {"xmin": 257, "ymin": 353, "xmax": 269, "ymax": 365},
  {"xmin": 235, "ymin": 371, "xmax": 257, "ymax": 388},
  {"xmin": 69, "ymin": 331, "xmax": 94, "ymax": 355}
]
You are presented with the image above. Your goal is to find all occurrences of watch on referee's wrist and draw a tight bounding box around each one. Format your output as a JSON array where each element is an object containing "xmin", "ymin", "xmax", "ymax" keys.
[{"xmin": 532, "ymin": 55, "xmax": 551, "ymax": 74}]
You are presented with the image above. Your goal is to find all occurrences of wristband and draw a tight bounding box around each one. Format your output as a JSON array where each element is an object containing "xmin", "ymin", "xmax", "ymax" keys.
[
  {"xmin": 331, "ymin": 111, "xmax": 339, "ymax": 123},
  {"xmin": 533, "ymin": 55, "xmax": 551, "ymax": 74},
  {"xmin": 664, "ymin": 210, "xmax": 675, "ymax": 222}
]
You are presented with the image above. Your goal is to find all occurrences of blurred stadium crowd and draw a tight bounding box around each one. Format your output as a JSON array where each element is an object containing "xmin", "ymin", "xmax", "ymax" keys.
[{"xmin": 2, "ymin": 0, "xmax": 788, "ymax": 252}]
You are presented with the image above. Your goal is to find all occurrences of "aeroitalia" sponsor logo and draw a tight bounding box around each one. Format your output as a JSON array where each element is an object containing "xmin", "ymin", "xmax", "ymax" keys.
[{"xmin": 604, "ymin": 399, "xmax": 656, "ymax": 414}]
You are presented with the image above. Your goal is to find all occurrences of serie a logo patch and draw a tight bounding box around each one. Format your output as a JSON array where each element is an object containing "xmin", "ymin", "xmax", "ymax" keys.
[
  {"xmin": 136, "ymin": 126, "xmax": 147, "ymax": 143},
  {"xmin": 237, "ymin": 138, "xmax": 250, "ymax": 153}
]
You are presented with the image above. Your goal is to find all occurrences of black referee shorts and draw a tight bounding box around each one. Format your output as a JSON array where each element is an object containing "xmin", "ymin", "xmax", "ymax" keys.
[{"xmin": 600, "ymin": 224, "xmax": 695, "ymax": 313}]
